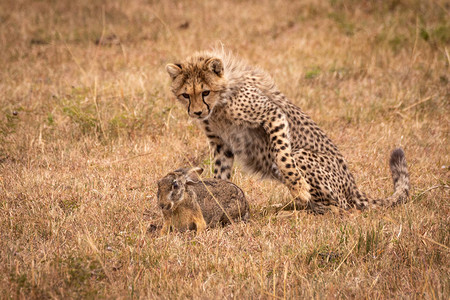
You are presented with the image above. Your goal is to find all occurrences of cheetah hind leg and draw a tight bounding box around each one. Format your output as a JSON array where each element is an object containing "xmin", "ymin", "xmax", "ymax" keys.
[
  {"xmin": 283, "ymin": 178, "xmax": 339, "ymax": 214},
  {"xmin": 270, "ymin": 177, "xmax": 316, "ymax": 212}
]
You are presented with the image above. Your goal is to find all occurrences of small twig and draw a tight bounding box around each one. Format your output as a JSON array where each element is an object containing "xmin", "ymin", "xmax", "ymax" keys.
[
  {"xmin": 402, "ymin": 95, "xmax": 434, "ymax": 112},
  {"xmin": 369, "ymin": 274, "xmax": 380, "ymax": 291},
  {"xmin": 165, "ymin": 107, "xmax": 174, "ymax": 129},
  {"xmin": 283, "ymin": 262, "xmax": 288, "ymax": 300},
  {"xmin": 93, "ymin": 77, "xmax": 106, "ymax": 139},
  {"xmin": 444, "ymin": 47, "xmax": 450, "ymax": 66},
  {"xmin": 417, "ymin": 184, "xmax": 449, "ymax": 197},
  {"xmin": 133, "ymin": 266, "xmax": 145, "ymax": 286},
  {"xmin": 388, "ymin": 101, "xmax": 403, "ymax": 110},
  {"xmin": 395, "ymin": 111, "xmax": 408, "ymax": 119},
  {"xmin": 410, "ymin": 15, "xmax": 419, "ymax": 65},
  {"xmin": 202, "ymin": 272, "xmax": 217, "ymax": 292},
  {"xmin": 332, "ymin": 242, "xmax": 357, "ymax": 276},
  {"xmin": 420, "ymin": 235, "xmax": 450, "ymax": 252}
]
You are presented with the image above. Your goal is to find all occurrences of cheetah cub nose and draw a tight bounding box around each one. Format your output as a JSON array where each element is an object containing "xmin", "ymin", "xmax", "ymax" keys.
[{"xmin": 193, "ymin": 111, "xmax": 202, "ymax": 116}]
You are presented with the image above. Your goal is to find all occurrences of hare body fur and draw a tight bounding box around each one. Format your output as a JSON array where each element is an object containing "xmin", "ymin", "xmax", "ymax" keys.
[{"xmin": 157, "ymin": 167, "xmax": 249, "ymax": 234}]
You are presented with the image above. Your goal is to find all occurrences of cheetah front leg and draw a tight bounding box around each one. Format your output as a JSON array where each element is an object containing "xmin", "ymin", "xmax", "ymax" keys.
[
  {"xmin": 263, "ymin": 114, "xmax": 311, "ymax": 208},
  {"xmin": 206, "ymin": 134, "xmax": 234, "ymax": 180}
]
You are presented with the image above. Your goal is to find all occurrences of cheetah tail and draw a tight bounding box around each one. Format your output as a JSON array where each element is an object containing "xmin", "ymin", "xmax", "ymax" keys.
[
  {"xmin": 387, "ymin": 148, "xmax": 410, "ymax": 205},
  {"xmin": 355, "ymin": 148, "xmax": 410, "ymax": 208}
]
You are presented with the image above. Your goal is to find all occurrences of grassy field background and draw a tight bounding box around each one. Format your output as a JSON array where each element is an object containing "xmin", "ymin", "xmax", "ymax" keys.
[{"xmin": 1, "ymin": 0, "xmax": 449, "ymax": 298}]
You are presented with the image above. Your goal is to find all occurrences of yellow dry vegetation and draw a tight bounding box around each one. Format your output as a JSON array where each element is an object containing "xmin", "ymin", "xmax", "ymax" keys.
[{"xmin": 0, "ymin": 0, "xmax": 448, "ymax": 298}]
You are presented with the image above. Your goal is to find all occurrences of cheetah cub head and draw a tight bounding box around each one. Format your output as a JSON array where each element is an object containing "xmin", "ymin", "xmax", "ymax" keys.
[{"xmin": 166, "ymin": 55, "xmax": 227, "ymax": 120}]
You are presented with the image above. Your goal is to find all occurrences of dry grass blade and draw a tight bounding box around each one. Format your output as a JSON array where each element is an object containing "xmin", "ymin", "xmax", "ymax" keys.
[
  {"xmin": 332, "ymin": 242, "xmax": 357, "ymax": 276},
  {"xmin": 402, "ymin": 95, "xmax": 435, "ymax": 112},
  {"xmin": 416, "ymin": 184, "xmax": 449, "ymax": 197}
]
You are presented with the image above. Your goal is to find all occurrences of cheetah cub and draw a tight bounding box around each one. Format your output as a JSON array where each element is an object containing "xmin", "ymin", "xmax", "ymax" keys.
[
  {"xmin": 166, "ymin": 49, "xmax": 410, "ymax": 213},
  {"xmin": 157, "ymin": 167, "xmax": 249, "ymax": 234}
]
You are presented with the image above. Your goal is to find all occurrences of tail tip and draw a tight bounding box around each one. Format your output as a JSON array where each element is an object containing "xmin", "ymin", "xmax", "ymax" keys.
[{"xmin": 389, "ymin": 148, "xmax": 406, "ymax": 167}]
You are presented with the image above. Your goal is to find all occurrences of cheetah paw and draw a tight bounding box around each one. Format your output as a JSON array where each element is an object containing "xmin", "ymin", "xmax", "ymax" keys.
[{"xmin": 290, "ymin": 184, "xmax": 311, "ymax": 208}]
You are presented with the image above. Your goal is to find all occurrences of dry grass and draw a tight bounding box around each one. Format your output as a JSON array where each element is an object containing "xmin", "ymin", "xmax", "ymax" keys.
[{"xmin": 0, "ymin": 0, "xmax": 449, "ymax": 298}]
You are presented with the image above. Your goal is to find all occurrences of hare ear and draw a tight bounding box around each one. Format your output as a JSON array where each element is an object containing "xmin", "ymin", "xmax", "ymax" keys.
[
  {"xmin": 205, "ymin": 58, "xmax": 223, "ymax": 76},
  {"xmin": 185, "ymin": 167, "xmax": 203, "ymax": 184},
  {"xmin": 166, "ymin": 63, "xmax": 183, "ymax": 79}
]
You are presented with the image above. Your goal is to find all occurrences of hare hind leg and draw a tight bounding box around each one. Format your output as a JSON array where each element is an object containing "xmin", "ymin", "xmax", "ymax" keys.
[{"xmin": 192, "ymin": 213, "xmax": 207, "ymax": 233}]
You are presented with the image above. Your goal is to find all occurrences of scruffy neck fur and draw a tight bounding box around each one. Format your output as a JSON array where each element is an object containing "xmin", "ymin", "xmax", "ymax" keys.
[{"xmin": 201, "ymin": 49, "xmax": 278, "ymax": 100}]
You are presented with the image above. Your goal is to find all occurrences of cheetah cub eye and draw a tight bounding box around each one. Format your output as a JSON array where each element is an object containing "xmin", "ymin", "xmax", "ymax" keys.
[
  {"xmin": 181, "ymin": 93, "xmax": 190, "ymax": 99},
  {"xmin": 202, "ymin": 90, "xmax": 210, "ymax": 97}
]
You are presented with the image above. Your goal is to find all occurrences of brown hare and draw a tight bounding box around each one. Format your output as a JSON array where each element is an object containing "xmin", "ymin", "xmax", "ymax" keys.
[{"xmin": 157, "ymin": 167, "xmax": 250, "ymax": 235}]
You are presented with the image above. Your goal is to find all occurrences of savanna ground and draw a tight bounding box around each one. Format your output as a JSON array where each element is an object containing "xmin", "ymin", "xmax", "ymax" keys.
[{"xmin": 0, "ymin": 0, "xmax": 449, "ymax": 298}]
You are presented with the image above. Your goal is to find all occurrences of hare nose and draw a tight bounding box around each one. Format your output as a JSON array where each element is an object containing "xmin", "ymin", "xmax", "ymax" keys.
[{"xmin": 193, "ymin": 111, "xmax": 202, "ymax": 116}]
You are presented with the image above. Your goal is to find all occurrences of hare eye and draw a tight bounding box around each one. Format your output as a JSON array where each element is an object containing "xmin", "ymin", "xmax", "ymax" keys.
[
  {"xmin": 172, "ymin": 181, "xmax": 179, "ymax": 189},
  {"xmin": 181, "ymin": 93, "xmax": 190, "ymax": 99},
  {"xmin": 202, "ymin": 90, "xmax": 210, "ymax": 97}
]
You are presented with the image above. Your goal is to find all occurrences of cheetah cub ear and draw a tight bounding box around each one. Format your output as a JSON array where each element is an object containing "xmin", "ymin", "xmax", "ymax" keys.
[
  {"xmin": 205, "ymin": 58, "xmax": 223, "ymax": 77},
  {"xmin": 166, "ymin": 63, "xmax": 183, "ymax": 79}
]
